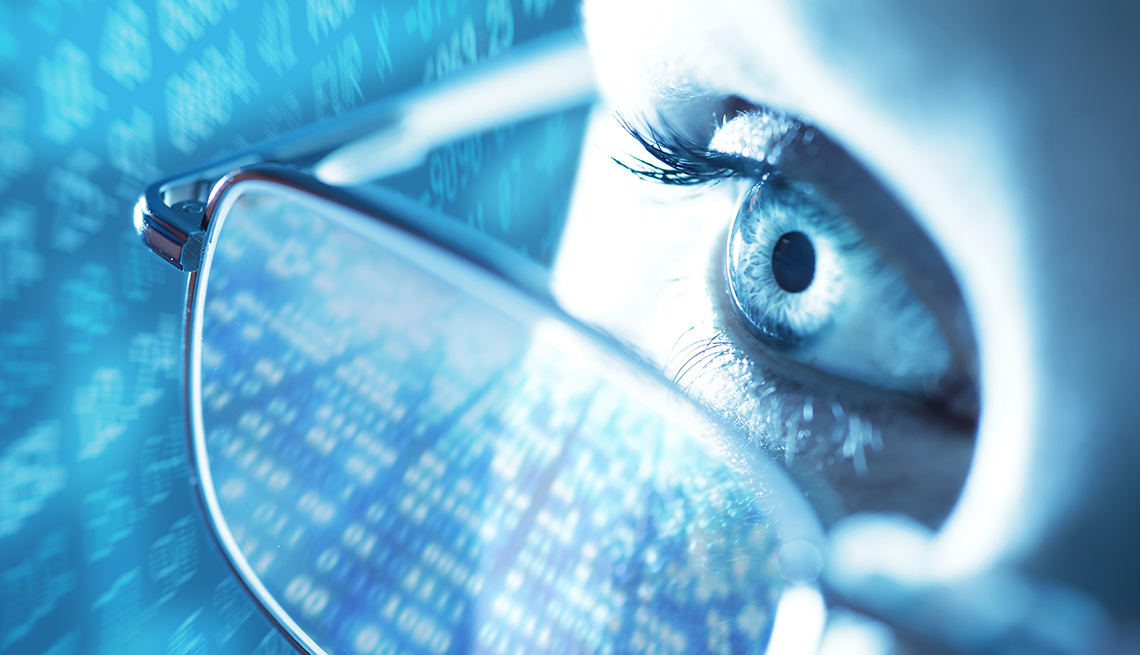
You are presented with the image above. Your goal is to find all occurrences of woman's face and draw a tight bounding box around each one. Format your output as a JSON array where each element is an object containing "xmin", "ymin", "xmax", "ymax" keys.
[{"xmin": 566, "ymin": 0, "xmax": 1140, "ymax": 614}]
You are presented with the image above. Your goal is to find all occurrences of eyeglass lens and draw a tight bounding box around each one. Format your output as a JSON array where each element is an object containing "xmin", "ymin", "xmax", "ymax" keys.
[{"xmin": 191, "ymin": 185, "xmax": 796, "ymax": 654}]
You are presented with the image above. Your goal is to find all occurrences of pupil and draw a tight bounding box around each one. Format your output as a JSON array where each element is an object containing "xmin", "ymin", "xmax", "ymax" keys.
[{"xmin": 771, "ymin": 231, "xmax": 815, "ymax": 293}]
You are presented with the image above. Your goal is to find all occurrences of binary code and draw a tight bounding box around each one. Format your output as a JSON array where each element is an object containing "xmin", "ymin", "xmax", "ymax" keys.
[
  {"xmin": 195, "ymin": 189, "xmax": 785, "ymax": 654},
  {"xmin": 0, "ymin": 1, "xmax": 589, "ymax": 653}
]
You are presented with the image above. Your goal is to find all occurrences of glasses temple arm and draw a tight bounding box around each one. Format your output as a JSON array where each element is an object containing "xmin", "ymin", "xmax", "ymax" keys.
[{"xmin": 135, "ymin": 29, "xmax": 596, "ymax": 271}]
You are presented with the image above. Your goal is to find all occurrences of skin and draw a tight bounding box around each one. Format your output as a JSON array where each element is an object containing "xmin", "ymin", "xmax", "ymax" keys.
[{"xmin": 571, "ymin": 0, "xmax": 1140, "ymax": 626}]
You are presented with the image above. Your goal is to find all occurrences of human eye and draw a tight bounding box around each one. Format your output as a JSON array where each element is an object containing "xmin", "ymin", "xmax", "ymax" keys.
[{"xmin": 591, "ymin": 103, "xmax": 979, "ymax": 526}]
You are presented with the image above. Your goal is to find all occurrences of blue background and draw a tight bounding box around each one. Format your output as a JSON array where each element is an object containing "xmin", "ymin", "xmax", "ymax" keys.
[{"xmin": 0, "ymin": 1, "xmax": 585, "ymax": 653}]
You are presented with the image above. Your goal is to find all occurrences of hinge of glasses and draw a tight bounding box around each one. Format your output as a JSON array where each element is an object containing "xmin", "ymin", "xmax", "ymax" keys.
[{"xmin": 134, "ymin": 182, "xmax": 209, "ymax": 272}]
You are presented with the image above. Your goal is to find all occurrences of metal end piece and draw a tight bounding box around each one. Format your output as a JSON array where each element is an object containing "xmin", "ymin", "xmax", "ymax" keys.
[{"xmin": 134, "ymin": 186, "xmax": 208, "ymax": 271}]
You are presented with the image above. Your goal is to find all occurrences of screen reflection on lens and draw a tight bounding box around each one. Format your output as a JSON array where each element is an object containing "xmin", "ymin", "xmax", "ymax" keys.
[{"xmin": 189, "ymin": 181, "xmax": 815, "ymax": 655}]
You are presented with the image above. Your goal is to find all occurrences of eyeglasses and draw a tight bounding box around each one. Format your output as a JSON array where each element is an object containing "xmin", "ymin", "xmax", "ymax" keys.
[
  {"xmin": 133, "ymin": 31, "xmax": 828, "ymax": 655},
  {"xmin": 133, "ymin": 28, "xmax": 1115, "ymax": 655}
]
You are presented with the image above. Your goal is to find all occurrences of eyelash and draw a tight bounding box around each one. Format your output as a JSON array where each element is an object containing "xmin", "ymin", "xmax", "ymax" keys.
[
  {"xmin": 613, "ymin": 117, "xmax": 770, "ymax": 186},
  {"xmin": 672, "ymin": 323, "xmax": 882, "ymax": 477}
]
